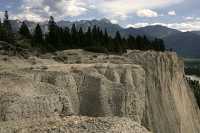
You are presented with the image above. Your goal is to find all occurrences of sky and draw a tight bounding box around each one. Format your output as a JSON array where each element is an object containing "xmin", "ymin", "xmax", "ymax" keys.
[{"xmin": 0, "ymin": 0, "xmax": 200, "ymax": 31}]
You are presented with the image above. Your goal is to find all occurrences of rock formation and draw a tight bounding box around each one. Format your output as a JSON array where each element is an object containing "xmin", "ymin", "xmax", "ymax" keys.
[{"xmin": 0, "ymin": 49, "xmax": 199, "ymax": 133}]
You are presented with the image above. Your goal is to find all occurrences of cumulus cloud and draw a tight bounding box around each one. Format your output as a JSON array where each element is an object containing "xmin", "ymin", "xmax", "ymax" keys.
[
  {"xmin": 13, "ymin": 0, "xmax": 89, "ymax": 21},
  {"xmin": 9, "ymin": 0, "xmax": 184, "ymax": 21},
  {"xmin": 126, "ymin": 23, "xmax": 149, "ymax": 28},
  {"xmin": 136, "ymin": 9, "xmax": 158, "ymax": 17},
  {"xmin": 97, "ymin": 0, "xmax": 182, "ymax": 19},
  {"xmin": 196, "ymin": 18, "xmax": 200, "ymax": 21},
  {"xmin": 185, "ymin": 16, "xmax": 194, "ymax": 20},
  {"xmin": 110, "ymin": 19, "xmax": 118, "ymax": 24},
  {"xmin": 126, "ymin": 20, "xmax": 200, "ymax": 31},
  {"xmin": 168, "ymin": 10, "xmax": 176, "ymax": 16}
]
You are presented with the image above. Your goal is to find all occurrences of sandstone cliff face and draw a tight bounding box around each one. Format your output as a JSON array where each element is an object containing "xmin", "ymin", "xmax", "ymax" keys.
[
  {"xmin": 0, "ymin": 50, "xmax": 199, "ymax": 133},
  {"xmin": 0, "ymin": 62, "xmax": 147, "ymax": 132},
  {"xmin": 126, "ymin": 51, "xmax": 200, "ymax": 133}
]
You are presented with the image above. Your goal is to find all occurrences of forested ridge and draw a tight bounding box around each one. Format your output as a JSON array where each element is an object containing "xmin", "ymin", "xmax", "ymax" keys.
[{"xmin": 0, "ymin": 11, "xmax": 165, "ymax": 54}]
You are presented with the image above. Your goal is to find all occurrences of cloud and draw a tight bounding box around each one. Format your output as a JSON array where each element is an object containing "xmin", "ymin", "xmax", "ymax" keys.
[
  {"xmin": 12, "ymin": 0, "xmax": 89, "ymax": 21},
  {"xmin": 185, "ymin": 16, "xmax": 194, "ymax": 20},
  {"xmin": 97, "ymin": 0, "xmax": 182, "ymax": 19},
  {"xmin": 136, "ymin": 9, "xmax": 158, "ymax": 18},
  {"xmin": 126, "ymin": 20, "xmax": 200, "ymax": 31},
  {"xmin": 168, "ymin": 10, "xmax": 176, "ymax": 16},
  {"xmin": 9, "ymin": 0, "xmax": 184, "ymax": 22},
  {"xmin": 12, "ymin": 12, "xmax": 44, "ymax": 22},
  {"xmin": 126, "ymin": 23, "xmax": 149, "ymax": 28},
  {"xmin": 110, "ymin": 19, "xmax": 118, "ymax": 24}
]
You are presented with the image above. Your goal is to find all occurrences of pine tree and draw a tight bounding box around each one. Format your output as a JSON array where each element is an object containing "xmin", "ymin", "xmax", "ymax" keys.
[
  {"xmin": 92, "ymin": 25, "xmax": 97, "ymax": 39},
  {"xmin": 104, "ymin": 29, "xmax": 109, "ymax": 41},
  {"xmin": 19, "ymin": 21, "xmax": 31, "ymax": 38},
  {"xmin": 61, "ymin": 27, "xmax": 71, "ymax": 49},
  {"xmin": 114, "ymin": 31, "xmax": 123, "ymax": 54},
  {"xmin": 3, "ymin": 10, "xmax": 12, "ymax": 32},
  {"xmin": 0, "ymin": 19, "xmax": 3, "ymax": 41},
  {"xmin": 32, "ymin": 24, "xmax": 43, "ymax": 47},
  {"xmin": 71, "ymin": 24, "xmax": 77, "ymax": 48},
  {"xmin": 85, "ymin": 27, "xmax": 92, "ymax": 47},
  {"xmin": 142, "ymin": 36, "xmax": 150, "ymax": 50},
  {"xmin": 127, "ymin": 35, "xmax": 136, "ymax": 50},
  {"xmin": 46, "ymin": 16, "xmax": 59, "ymax": 50},
  {"xmin": 0, "ymin": 19, "xmax": 2, "ymax": 28},
  {"xmin": 78, "ymin": 27, "xmax": 84, "ymax": 48},
  {"xmin": 2, "ymin": 11, "xmax": 14, "ymax": 43},
  {"xmin": 136, "ymin": 36, "xmax": 143, "ymax": 50},
  {"xmin": 48, "ymin": 16, "xmax": 56, "ymax": 28},
  {"xmin": 0, "ymin": 19, "xmax": 2, "ymax": 39},
  {"xmin": 153, "ymin": 38, "xmax": 165, "ymax": 51},
  {"xmin": 158, "ymin": 39, "xmax": 165, "ymax": 51},
  {"xmin": 71, "ymin": 24, "xmax": 77, "ymax": 35}
]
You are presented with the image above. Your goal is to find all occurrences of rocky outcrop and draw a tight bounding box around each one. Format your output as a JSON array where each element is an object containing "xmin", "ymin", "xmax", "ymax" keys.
[
  {"xmin": 126, "ymin": 51, "xmax": 200, "ymax": 133},
  {"xmin": 0, "ymin": 64, "xmax": 146, "ymax": 120},
  {"xmin": 0, "ymin": 63, "xmax": 147, "ymax": 133},
  {"xmin": 0, "ymin": 50, "xmax": 199, "ymax": 133}
]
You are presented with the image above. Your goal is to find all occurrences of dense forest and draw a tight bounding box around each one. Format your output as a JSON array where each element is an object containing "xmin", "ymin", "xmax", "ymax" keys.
[
  {"xmin": 187, "ymin": 78, "xmax": 200, "ymax": 108},
  {"xmin": 0, "ymin": 11, "xmax": 165, "ymax": 54}
]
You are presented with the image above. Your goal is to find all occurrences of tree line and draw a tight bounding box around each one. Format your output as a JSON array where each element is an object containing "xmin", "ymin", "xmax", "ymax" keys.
[
  {"xmin": 0, "ymin": 11, "xmax": 165, "ymax": 54},
  {"xmin": 0, "ymin": 11, "xmax": 15, "ymax": 44}
]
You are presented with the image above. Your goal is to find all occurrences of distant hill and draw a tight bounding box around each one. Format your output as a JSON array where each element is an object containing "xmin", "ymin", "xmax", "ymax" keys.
[
  {"xmin": 10, "ymin": 18, "xmax": 122, "ymax": 37},
  {"xmin": 163, "ymin": 32, "xmax": 200, "ymax": 58},
  {"xmin": 9, "ymin": 19, "xmax": 179, "ymax": 38},
  {"xmin": 123, "ymin": 25, "xmax": 180, "ymax": 38},
  {"xmin": 9, "ymin": 19, "xmax": 200, "ymax": 58},
  {"xmin": 191, "ymin": 31, "xmax": 200, "ymax": 36},
  {"xmin": 57, "ymin": 18, "xmax": 122, "ymax": 37}
]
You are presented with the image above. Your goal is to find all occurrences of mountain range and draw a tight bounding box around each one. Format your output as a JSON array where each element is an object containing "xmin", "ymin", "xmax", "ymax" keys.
[{"xmin": 10, "ymin": 18, "xmax": 200, "ymax": 58}]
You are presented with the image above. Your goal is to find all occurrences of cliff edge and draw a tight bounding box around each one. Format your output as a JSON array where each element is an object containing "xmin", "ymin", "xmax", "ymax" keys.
[{"xmin": 0, "ymin": 49, "xmax": 199, "ymax": 133}]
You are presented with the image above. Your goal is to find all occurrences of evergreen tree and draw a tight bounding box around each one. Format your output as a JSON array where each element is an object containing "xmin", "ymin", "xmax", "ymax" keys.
[
  {"xmin": 48, "ymin": 16, "xmax": 56, "ymax": 27},
  {"xmin": 114, "ymin": 31, "xmax": 124, "ymax": 54},
  {"xmin": 127, "ymin": 35, "xmax": 136, "ymax": 50},
  {"xmin": 85, "ymin": 27, "xmax": 92, "ymax": 46},
  {"xmin": 92, "ymin": 25, "xmax": 97, "ymax": 39},
  {"xmin": 153, "ymin": 38, "xmax": 165, "ymax": 51},
  {"xmin": 1, "ymin": 11, "xmax": 14, "ymax": 43},
  {"xmin": 71, "ymin": 24, "xmax": 77, "ymax": 48},
  {"xmin": 115, "ymin": 31, "xmax": 122, "ymax": 42},
  {"xmin": 0, "ymin": 13, "xmax": 166, "ymax": 53},
  {"xmin": 0, "ymin": 19, "xmax": 4, "ymax": 41},
  {"xmin": 19, "ymin": 21, "xmax": 31, "ymax": 38},
  {"xmin": 158, "ymin": 39, "xmax": 165, "ymax": 51},
  {"xmin": 46, "ymin": 16, "xmax": 59, "ymax": 50},
  {"xmin": 62, "ymin": 27, "xmax": 71, "ymax": 49},
  {"xmin": 0, "ymin": 18, "xmax": 2, "ymax": 28},
  {"xmin": 136, "ymin": 36, "xmax": 143, "ymax": 50},
  {"xmin": 71, "ymin": 24, "xmax": 77, "ymax": 35},
  {"xmin": 78, "ymin": 27, "xmax": 84, "ymax": 48},
  {"xmin": 32, "ymin": 24, "xmax": 43, "ymax": 47},
  {"xmin": 3, "ymin": 10, "xmax": 12, "ymax": 32},
  {"xmin": 0, "ymin": 19, "xmax": 2, "ymax": 39},
  {"xmin": 104, "ymin": 29, "xmax": 109, "ymax": 41}
]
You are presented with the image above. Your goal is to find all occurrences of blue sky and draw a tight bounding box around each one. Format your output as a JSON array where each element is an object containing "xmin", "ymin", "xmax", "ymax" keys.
[{"xmin": 0, "ymin": 0, "xmax": 200, "ymax": 31}]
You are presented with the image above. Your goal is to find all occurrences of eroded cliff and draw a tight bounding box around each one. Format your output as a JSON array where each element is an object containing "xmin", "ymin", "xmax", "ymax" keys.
[{"xmin": 0, "ymin": 50, "xmax": 199, "ymax": 133}]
